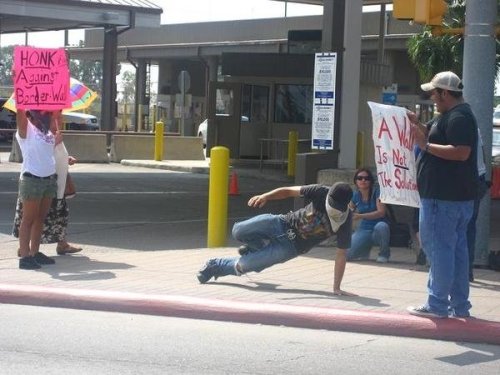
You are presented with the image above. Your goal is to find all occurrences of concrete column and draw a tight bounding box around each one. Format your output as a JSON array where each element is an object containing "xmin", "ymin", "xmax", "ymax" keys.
[
  {"xmin": 462, "ymin": 0, "xmax": 497, "ymax": 265},
  {"xmin": 101, "ymin": 27, "xmax": 118, "ymax": 132},
  {"xmin": 338, "ymin": 0, "xmax": 362, "ymax": 169},
  {"xmin": 377, "ymin": 5, "xmax": 386, "ymax": 64},
  {"xmin": 204, "ymin": 56, "xmax": 218, "ymax": 119},
  {"xmin": 135, "ymin": 59, "xmax": 147, "ymax": 132},
  {"xmin": 319, "ymin": 0, "xmax": 361, "ymax": 169}
]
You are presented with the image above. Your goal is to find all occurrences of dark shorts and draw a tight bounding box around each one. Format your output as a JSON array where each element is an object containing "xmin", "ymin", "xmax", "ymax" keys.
[{"xmin": 18, "ymin": 174, "xmax": 57, "ymax": 201}]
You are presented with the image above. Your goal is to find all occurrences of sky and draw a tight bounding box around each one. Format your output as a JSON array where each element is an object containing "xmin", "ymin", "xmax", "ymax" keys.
[
  {"xmin": 0, "ymin": 0, "xmax": 324, "ymax": 47},
  {"xmin": 1, "ymin": 0, "xmax": 496, "ymax": 93}
]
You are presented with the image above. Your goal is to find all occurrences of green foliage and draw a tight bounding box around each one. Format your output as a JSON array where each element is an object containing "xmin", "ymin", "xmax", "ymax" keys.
[
  {"xmin": 0, "ymin": 45, "xmax": 15, "ymax": 88},
  {"xmin": 69, "ymin": 59, "xmax": 103, "ymax": 93},
  {"xmin": 407, "ymin": 31, "xmax": 462, "ymax": 82},
  {"xmin": 120, "ymin": 70, "xmax": 136, "ymax": 104},
  {"xmin": 407, "ymin": 0, "xmax": 500, "ymax": 82}
]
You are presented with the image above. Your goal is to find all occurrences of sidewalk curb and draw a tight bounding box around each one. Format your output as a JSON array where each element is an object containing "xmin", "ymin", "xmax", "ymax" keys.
[{"xmin": 1, "ymin": 283, "xmax": 499, "ymax": 345}]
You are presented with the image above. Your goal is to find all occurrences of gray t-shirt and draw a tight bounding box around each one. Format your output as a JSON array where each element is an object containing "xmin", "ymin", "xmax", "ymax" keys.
[{"xmin": 283, "ymin": 184, "xmax": 352, "ymax": 254}]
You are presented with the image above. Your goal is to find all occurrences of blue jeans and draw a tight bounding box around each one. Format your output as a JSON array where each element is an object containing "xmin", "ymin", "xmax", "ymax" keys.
[
  {"xmin": 346, "ymin": 221, "xmax": 390, "ymax": 260},
  {"xmin": 209, "ymin": 214, "xmax": 298, "ymax": 279},
  {"xmin": 419, "ymin": 198, "xmax": 473, "ymax": 317}
]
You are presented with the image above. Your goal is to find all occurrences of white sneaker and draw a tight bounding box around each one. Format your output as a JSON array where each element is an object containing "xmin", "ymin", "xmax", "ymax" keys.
[
  {"xmin": 407, "ymin": 305, "xmax": 447, "ymax": 319},
  {"xmin": 376, "ymin": 256, "xmax": 389, "ymax": 263}
]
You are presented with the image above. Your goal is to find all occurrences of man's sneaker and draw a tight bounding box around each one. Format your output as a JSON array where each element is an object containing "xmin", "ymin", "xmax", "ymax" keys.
[
  {"xmin": 448, "ymin": 307, "xmax": 471, "ymax": 318},
  {"xmin": 238, "ymin": 245, "xmax": 250, "ymax": 256},
  {"xmin": 407, "ymin": 305, "xmax": 447, "ymax": 319},
  {"xmin": 33, "ymin": 252, "xmax": 56, "ymax": 265},
  {"xmin": 376, "ymin": 256, "xmax": 389, "ymax": 263},
  {"xmin": 197, "ymin": 259, "xmax": 220, "ymax": 284},
  {"xmin": 19, "ymin": 256, "xmax": 41, "ymax": 270},
  {"xmin": 416, "ymin": 249, "xmax": 427, "ymax": 266}
]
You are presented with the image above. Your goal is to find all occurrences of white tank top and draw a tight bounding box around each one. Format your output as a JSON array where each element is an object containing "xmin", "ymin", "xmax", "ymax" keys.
[{"xmin": 16, "ymin": 121, "xmax": 56, "ymax": 178}]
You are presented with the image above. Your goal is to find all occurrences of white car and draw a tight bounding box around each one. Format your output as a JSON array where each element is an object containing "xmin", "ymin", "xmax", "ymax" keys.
[
  {"xmin": 62, "ymin": 112, "xmax": 99, "ymax": 131},
  {"xmin": 197, "ymin": 119, "xmax": 208, "ymax": 148},
  {"xmin": 493, "ymin": 128, "xmax": 500, "ymax": 160},
  {"xmin": 197, "ymin": 116, "xmax": 249, "ymax": 148},
  {"xmin": 493, "ymin": 108, "xmax": 500, "ymax": 127}
]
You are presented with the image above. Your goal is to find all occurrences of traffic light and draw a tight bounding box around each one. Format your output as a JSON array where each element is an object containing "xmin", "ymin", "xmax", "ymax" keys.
[
  {"xmin": 393, "ymin": 0, "xmax": 416, "ymax": 20},
  {"xmin": 393, "ymin": 0, "xmax": 448, "ymax": 26},
  {"xmin": 414, "ymin": 0, "xmax": 448, "ymax": 26}
]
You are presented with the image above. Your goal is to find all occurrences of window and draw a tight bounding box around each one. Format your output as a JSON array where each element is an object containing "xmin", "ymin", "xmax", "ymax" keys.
[
  {"xmin": 241, "ymin": 84, "xmax": 269, "ymax": 123},
  {"xmin": 274, "ymin": 84, "xmax": 313, "ymax": 124},
  {"xmin": 216, "ymin": 88, "xmax": 234, "ymax": 115}
]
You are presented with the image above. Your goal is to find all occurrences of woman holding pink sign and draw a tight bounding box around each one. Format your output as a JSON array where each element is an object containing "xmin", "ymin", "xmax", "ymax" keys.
[{"xmin": 15, "ymin": 109, "xmax": 61, "ymax": 269}]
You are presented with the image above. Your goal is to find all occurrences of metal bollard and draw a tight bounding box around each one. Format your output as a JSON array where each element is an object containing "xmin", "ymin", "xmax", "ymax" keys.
[
  {"xmin": 287, "ymin": 130, "xmax": 298, "ymax": 177},
  {"xmin": 356, "ymin": 131, "xmax": 365, "ymax": 168},
  {"xmin": 154, "ymin": 121, "xmax": 164, "ymax": 161},
  {"xmin": 207, "ymin": 146, "xmax": 230, "ymax": 247}
]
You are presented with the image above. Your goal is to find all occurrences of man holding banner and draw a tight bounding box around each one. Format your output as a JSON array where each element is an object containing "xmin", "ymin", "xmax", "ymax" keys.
[{"xmin": 407, "ymin": 71, "xmax": 478, "ymax": 319}]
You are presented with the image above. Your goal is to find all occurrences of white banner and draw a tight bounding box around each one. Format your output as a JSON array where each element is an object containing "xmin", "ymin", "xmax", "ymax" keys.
[{"xmin": 367, "ymin": 101, "xmax": 420, "ymax": 208}]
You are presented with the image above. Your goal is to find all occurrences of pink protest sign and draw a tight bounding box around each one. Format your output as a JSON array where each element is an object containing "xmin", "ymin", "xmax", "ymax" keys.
[{"xmin": 14, "ymin": 46, "xmax": 70, "ymax": 110}]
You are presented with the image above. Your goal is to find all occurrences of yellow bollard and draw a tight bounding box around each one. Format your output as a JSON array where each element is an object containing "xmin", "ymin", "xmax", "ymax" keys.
[
  {"xmin": 154, "ymin": 121, "xmax": 164, "ymax": 161},
  {"xmin": 207, "ymin": 146, "xmax": 230, "ymax": 248},
  {"xmin": 356, "ymin": 131, "xmax": 365, "ymax": 168},
  {"xmin": 122, "ymin": 103, "xmax": 128, "ymax": 131},
  {"xmin": 287, "ymin": 130, "xmax": 298, "ymax": 177}
]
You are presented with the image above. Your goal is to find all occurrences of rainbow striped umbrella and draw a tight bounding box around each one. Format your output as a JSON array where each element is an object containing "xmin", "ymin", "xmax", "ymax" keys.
[{"xmin": 2, "ymin": 78, "xmax": 98, "ymax": 113}]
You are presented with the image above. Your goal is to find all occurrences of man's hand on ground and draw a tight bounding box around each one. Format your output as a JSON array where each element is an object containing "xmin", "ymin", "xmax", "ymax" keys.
[{"xmin": 333, "ymin": 289, "xmax": 358, "ymax": 297}]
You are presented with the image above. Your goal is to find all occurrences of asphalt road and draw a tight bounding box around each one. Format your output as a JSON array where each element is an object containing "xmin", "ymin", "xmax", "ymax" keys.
[
  {"xmin": 0, "ymin": 161, "xmax": 293, "ymax": 251},
  {"xmin": 2, "ymin": 304, "xmax": 499, "ymax": 375}
]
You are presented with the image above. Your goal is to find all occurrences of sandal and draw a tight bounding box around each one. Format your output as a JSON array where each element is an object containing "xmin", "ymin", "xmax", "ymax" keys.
[{"xmin": 56, "ymin": 244, "xmax": 83, "ymax": 255}]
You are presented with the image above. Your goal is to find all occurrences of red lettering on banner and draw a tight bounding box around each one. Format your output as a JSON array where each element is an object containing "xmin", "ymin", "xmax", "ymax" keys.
[
  {"xmin": 395, "ymin": 168, "xmax": 418, "ymax": 191},
  {"xmin": 392, "ymin": 115, "xmax": 414, "ymax": 151},
  {"xmin": 377, "ymin": 171, "xmax": 392, "ymax": 187},
  {"xmin": 376, "ymin": 145, "xmax": 388, "ymax": 164},
  {"xmin": 377, "ymin": 117, "xmax": 393, "ymax": 140},
  {"xmin": 392, "ymin": 148, "xmax": 408, "ymax": 168}
]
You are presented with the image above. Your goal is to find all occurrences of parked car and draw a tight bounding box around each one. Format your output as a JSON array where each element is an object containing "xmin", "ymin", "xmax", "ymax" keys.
[
  {"xmin": 493, "ymin": 128, "xmax": 500, "ymax": 160},
  {"xmin": 62, "ymin": 112, "xmax": 99, "ymax": 131},
  {"xmin": 197, "ymin": 119, "xmax": 208, "ymax": 148},
  {"xmin": 0, "ymin": 98, "xmax": 16, "ymax": 142},
  {"xmin": 197, "ymin": 116, "xmax": 249, "ymax": 148},
  {"xmin": 493, "ymin": 108, "xmax": 500, "ymax": 127}
]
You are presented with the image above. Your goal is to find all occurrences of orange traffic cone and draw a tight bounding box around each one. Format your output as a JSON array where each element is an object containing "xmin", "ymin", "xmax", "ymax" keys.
[{"xmin": 229, "ymin": 171, "xmax": 240, "ymax": 196}]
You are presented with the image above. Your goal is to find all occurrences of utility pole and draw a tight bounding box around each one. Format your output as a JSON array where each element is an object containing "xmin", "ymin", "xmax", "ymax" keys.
[{"xmin": 462, "ymin": 0, "xmax": 497, "ymax": 266}]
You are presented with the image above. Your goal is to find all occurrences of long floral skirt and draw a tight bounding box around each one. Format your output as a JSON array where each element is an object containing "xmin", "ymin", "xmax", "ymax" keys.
[{"xmin": 12, "ymin": 198, "xmax": 69, "ymax": 244}]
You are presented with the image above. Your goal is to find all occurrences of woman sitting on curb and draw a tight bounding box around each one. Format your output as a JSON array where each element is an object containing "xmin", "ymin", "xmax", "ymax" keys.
[{"xmin": 346, "ymin": 168, "xmax": 391, "ymax": 263}]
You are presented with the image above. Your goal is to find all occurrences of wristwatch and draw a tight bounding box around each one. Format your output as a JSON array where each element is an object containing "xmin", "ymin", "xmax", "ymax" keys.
[{"xmin": 425, "ymin": 142, "xmax": 430, "ymax": 152}]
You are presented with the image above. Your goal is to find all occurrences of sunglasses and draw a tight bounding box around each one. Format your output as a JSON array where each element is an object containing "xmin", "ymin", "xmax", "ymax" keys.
[{"xmin": 355, "ymin": 176, "xmax": 371, "ymax": 181}]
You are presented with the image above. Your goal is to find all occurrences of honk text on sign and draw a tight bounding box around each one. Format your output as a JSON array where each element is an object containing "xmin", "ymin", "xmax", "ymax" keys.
[{"xmin": 14, "ymin": 46, "xmax": 70, "ymax": 110}]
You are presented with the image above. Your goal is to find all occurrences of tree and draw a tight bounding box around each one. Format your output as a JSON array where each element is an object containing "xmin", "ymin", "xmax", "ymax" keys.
[
  {"xmin": 0, "ymin": 45, "xmax": 15, "ymax": 90},
  {"xmin": 68, "ymin": 40, "xmax": 103, "ymax": 93},
  {"xmin": 407, "ymin": 0, "xmax": 500, "ymax": 82},
  {"xmin": 119, "ymin": 70, "xmax": 136, "ymax": 104}
]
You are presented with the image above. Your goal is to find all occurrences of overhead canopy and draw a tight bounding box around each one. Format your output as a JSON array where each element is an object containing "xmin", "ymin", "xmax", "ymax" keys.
[
  {"xmin": 272, "ymin": 0, "xmax": 392, "ymax": 5},
  {"xmin": 0, "ymin": 0, "xmax": 162, "ymax": 34}
]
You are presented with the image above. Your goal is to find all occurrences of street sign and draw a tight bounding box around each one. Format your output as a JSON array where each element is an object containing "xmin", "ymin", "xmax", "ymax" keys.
[{"xmin": 311, "ymin": 52, "xmax": 337, "ymax": 150}]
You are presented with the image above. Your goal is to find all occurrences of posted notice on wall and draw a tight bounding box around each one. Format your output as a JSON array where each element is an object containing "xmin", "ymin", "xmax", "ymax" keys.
[
  {"xmin": 368, "ymin": 101, "xmax": 420, "ymax": 208},
  {"xmin": 14, "ymin": 46, "xmax": 70, "ymax": 110},
  {"xmin": 311, "ymin": 52, "xmax": 337, "ymax": 150}
]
